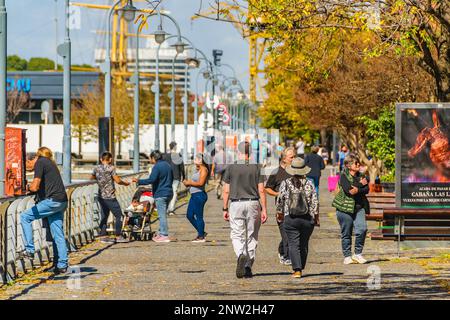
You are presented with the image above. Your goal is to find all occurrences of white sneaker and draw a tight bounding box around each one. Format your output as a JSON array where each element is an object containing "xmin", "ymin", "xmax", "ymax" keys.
[
  {"xmin": 283, "ymin": 259, "xmax": 292, "ymax": 266},
  {"xmin": 352, "ymin": 254, "xmax": 367, "ymax": 264},
  {"xmin": 125, "ymin": 205, "xmax": 135, "ymax": 212},
  {"xmin": 135, "ymin": 204, "xmax": 144, "ymax": 212},
  {"xmin": 343, "ymin": 256, "xmax": 355, "ymax": 265}
]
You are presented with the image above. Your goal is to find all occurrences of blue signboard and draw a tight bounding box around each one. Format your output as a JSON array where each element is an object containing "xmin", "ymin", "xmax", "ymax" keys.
[{"xmin": 7, "ymin": 78, "xmax": 31, "ymax": 93}]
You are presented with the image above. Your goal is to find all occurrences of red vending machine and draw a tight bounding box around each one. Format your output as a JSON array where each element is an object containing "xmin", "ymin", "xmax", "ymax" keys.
[{"xmin": 5, "ymin": 127, "xmax": 27, "ymax": 196}]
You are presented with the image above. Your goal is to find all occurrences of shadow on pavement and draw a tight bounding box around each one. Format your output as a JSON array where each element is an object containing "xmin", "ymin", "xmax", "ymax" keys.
[
  {"xmin": 197, "ymin": 273, "xmax": 448, "ymax": 299},
  {"xmin": 7, "ymin": 242, "xmax": 113, "ymax": 300}
]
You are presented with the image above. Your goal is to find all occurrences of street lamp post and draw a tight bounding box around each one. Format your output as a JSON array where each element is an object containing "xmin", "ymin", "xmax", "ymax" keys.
[
  {"xmin": 104, "ymin": 0, "xmax": 123, "ymax": 117},
  {"xmin": 183, "ymin": 64, "xmax": 189, "ymax": 163},
  {"xmin": 132, "ymin": 29, "xmax": 140, "ymax": 173},
  {"xmin": 170, "ymin": 53, "xmax": 179, "ymax": 142},
  {"xmin": 58, "ymin": 0, "xmax": 72, "ymax": 185},
  {"xmin": 151, "ymin": 13, "xmax": 184, "ymax": 151},
  {"xmin": 194, "ymin": 67, "xmax": 212, "ymax": 157},
  {"xmin": 203, "ymin": 78, "xmax": 211, "ymax": 145},
  {"xmin": 0, "ymin": 0, "xmax": 6, "ymax": 195},
  {"xmin": 168, "ymin": 36, "xmax": 206, "ymax": 152}
]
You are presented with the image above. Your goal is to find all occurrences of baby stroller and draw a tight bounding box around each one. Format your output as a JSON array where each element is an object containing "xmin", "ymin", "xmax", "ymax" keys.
[{"xmin": 121, "ymin": 186, "xmax": 158, "ymax": 241}]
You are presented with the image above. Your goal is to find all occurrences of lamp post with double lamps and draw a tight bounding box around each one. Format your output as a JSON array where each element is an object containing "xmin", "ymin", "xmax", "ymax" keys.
[
  {"xmin": 103, "ymin": 0, "xmax": 138, "ymax": 118},
  {"xmin": 58, "ymin": 0, "xmax": 72, "ymax": 184},
  {"xmin": 194, "ymin": 67, "xmax": 212, "ymax": 157},
  {"xmin": 163, "ymin": 34, "xmax": 200, "ymax": 143},
  {"xmin": 131, "ymin": 27, "xmax": 141, "ymax": 173},
  {"xmin": 149, "ymin": 11, "xmax": 185, "ymax": 151},
  {"xmin": 154, "ymin": 36, "xmax": 185, "ymax": 151}
]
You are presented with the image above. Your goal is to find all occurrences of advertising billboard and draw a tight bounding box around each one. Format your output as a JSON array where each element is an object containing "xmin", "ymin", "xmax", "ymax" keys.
[{"xmin": 396, "ymin": 103, "xmax": 450, "ymax": 208}]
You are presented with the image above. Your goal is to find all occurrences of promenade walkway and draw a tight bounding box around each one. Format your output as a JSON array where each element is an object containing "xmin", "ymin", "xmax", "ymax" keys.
[{"xmin": 0, "ymin": 170, "xmax": 449, "ymax": 300}]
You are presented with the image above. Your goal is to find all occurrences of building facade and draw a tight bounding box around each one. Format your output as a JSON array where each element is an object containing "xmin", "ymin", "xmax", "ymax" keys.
[{"xmin": 7, "ymin": 71, "xmax": 100, "ymax": 124}]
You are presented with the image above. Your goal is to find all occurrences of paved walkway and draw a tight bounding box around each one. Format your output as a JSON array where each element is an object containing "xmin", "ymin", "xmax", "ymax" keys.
[{"xmin": 1, "ymin": 171, "xmax": 449, "ymax": 300}]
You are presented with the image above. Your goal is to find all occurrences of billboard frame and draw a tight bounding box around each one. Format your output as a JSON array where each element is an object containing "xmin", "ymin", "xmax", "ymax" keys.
[{"xmin": 395, "ymin": 102, "xmax": 450, "ymax": 208}]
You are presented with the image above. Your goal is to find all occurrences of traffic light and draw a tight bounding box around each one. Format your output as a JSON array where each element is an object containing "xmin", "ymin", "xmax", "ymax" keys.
[{"xmin": 213, "ymin": 49, "xmax": 223, "ymax": 66}]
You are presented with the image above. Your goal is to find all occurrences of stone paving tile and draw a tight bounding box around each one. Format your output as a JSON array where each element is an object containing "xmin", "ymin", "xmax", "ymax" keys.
[{"xmin": 0, "ymin": 173, "xmax": 448, "ymax": 300}]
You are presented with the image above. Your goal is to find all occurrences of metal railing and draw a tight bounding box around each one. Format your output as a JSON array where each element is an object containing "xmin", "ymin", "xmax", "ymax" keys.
[{"xmin": 0, "ymin": 165, "xmax": 196, "ymax": 285}]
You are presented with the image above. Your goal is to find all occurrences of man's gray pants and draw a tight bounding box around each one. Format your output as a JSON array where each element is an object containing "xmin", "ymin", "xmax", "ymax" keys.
[
  {"xmin": 168, "ymin": 180, "xmax": 180, "ymax": 213},
  {"xmin": 229, "ymin": 200, "xmax": 261, "ymax": 268}
]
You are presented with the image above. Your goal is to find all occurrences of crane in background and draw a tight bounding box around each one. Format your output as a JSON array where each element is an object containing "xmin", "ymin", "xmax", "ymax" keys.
[{"xmin": 69, "ymin": 0, "xmax": 175, "ymax": 83}]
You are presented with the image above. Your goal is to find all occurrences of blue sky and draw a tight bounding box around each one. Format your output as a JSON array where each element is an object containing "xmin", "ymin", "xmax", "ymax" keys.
[{"xmin": 6, "ymin": 0, "xmax": 249, "ymax": 90}]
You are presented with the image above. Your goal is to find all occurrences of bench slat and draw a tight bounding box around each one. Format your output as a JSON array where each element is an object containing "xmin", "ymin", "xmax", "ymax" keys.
[
  {"xmin": 371, "ymin": 234, "xmax": 450, "ymax": 241},
  {"xmin": 383, "ymin": 208, "xmax": 450, "ymax": 216}
]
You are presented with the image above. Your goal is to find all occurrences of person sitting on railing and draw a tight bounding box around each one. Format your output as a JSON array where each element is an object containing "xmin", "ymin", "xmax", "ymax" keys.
[
  {"xmin": 91, "ymin": 152, "xmax": 130, "ymax": 244},
  {"xmin": 18, "ymin": 147, "xmax": 69, "ymax": 275},
  {"xmin": 132, "ymin": 150, "xmax": 173, "ymax": 243}
]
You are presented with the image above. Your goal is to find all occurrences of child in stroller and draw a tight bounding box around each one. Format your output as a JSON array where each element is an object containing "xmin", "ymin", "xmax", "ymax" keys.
[{"xmin": 122, "ymin": 186, "xmax": 156, "ymax": 240}]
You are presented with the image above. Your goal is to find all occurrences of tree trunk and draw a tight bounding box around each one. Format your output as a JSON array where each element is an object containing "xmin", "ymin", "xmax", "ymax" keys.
[
  {"xmin": 436, "ymin": 69, "xmax": 450, "ymax": 102},
  {"xmin": 320, "ymin": 128, "xmax": 327, "ymax": 146}
]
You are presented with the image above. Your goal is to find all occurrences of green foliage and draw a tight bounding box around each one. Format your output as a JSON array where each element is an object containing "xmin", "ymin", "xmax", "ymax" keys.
[
  {"xmin": 359, "ymin": 106, "xmax": 396, "ymax": 176},
  {"xmin": 27, "ymin": 57, "xmax": 55, "ymax": 71},
  {"xmin": 7, "ymin": 55, "xmax": 27, "ymax": 71},
  {"xmin": 73, "ymin": 64, "xmax": 95, "ymax": 69},
  {"xmin": 380, "ymin": 171, "xmax": 396, "ymax": 183}
]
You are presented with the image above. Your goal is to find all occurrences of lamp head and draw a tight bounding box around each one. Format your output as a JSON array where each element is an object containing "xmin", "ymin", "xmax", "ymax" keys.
[
  {"xmin": 153, "ymin": 25, "xmax": 167, "ymax": 44},
  {"xmin": 121, "ymin": 0, "xmax": 137, "ymax": 22},
  {"xmin": 232, "ymin": 79, "xmax": 238, "ymax": 86},
  {"xmin": 185, "ymin": 57, "xmax": 200, "ymax": 69},
  {"xmin": 172, "ymin": 40, "xmax": 186, "ymax": 54},
  {"xmin": 220, "ymin": 84, "xmax": 226, "ymax": 92},
  {"xmin": 202, "ymin": 71, "xmax": 210, "ymax": 79},
  {"xmin": 213, "ymin": 78, "xmax": 219, "ymax": 86},
  {"xmin": 227, "ymin": 92, "xmax": 233, "ymax": 98}
]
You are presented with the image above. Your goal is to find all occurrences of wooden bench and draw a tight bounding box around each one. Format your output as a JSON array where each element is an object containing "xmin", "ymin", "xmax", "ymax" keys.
[
  {"xmin": 370, "ymin": 208, "xmax": 450, "ymax": 255},
  {"xmin": 366, "ymin": 192, "xmax": 395, "ymax": 221}
]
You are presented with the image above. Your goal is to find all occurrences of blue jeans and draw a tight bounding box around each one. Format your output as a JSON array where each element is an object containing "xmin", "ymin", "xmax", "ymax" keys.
[
  {"xmin": 155, "ymin": 197, "xmax": 170, "ymax": 236},
  {"xmin": 308, "ymin": 176, "xmax": 320, "ymax": 197},
  {"xmin": 98, "ymin": 197, "xmax": 123, "ymax": 236},
  {"xmin": 186, "ymin": 191, "xmax": 208, "ymax": 237},
  {"xmin": 20, "ymin": 199, "xmax": 68, "ymax": 269},
  {"xmin": 336, "ymin": 208, "xmax": 367, "ymax": 257}
]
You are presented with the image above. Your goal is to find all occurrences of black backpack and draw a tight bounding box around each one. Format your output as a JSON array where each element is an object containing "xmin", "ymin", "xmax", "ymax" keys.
[{"xmin": 288, "ymin": 179, "xmax": 309, "ymax": 217}]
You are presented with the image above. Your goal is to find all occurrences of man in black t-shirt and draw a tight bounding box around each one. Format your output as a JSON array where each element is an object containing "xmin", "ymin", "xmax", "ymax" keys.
[
  {"xmin": 265, "ymin": 147, "xmax": 295, "ymax": 265},
  {"xmin": 19, "ymin": 147, "xmax": 69, "ymax": 275}
]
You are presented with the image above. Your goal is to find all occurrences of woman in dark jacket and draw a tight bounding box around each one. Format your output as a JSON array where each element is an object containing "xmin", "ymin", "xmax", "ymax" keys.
[{"xmin": 332, "ymin": 154, "xmax": 369, "ymax": 265}]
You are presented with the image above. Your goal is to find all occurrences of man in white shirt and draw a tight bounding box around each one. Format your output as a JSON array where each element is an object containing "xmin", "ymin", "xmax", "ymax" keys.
[{"xmin": 296, "ymin": 138, "xmax": 305, "ymax": 159}]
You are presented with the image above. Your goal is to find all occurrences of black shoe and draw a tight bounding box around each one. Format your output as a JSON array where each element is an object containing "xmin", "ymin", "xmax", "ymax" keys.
[
  {"xmin": 244, "ymin": 267, "xmax": 253, "ymax": 278},
  {"xmin": 236, "ymin": 254, "xmax": 247, "ymax": 279},
  {"xmin": 53, "ymin": 267, "xmax": 68, "ymax": 275},
  {"xmin": 17, "ymin": 250, "xmax": 34, "ymax": 260},
  {"xmin": 43, "ymin": 264, "xmax": 57, "ymax": 272}
]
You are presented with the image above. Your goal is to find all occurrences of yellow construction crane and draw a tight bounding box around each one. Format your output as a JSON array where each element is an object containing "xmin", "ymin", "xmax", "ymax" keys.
[
  {"xmin": 192, "ymin": 1, "xmax": 268, "ymax": 104},
  {"xmin": 70, "ymin": 1, "xmax": 170, "ymax": 83}
]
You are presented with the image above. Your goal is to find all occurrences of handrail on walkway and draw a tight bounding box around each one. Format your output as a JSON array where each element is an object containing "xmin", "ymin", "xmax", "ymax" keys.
[{"xmin": 0, "ymin": 165, "xmax": 195, "ymax": 285}]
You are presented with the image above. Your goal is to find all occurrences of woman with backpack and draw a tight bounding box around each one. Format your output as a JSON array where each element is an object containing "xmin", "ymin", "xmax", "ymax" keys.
[
  {"xmin": 276, "ymin": 157, "xmax": 319, "ymax": 278},
  {"xmin": 332, "ymin": 154, "xmax": 369, "ymax": 265}
]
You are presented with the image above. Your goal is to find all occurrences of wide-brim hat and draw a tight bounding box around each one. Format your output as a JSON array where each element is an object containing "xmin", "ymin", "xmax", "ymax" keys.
[{"xmin": 286, "ymin": 157, "xmax": 311, "ymax": 176}]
